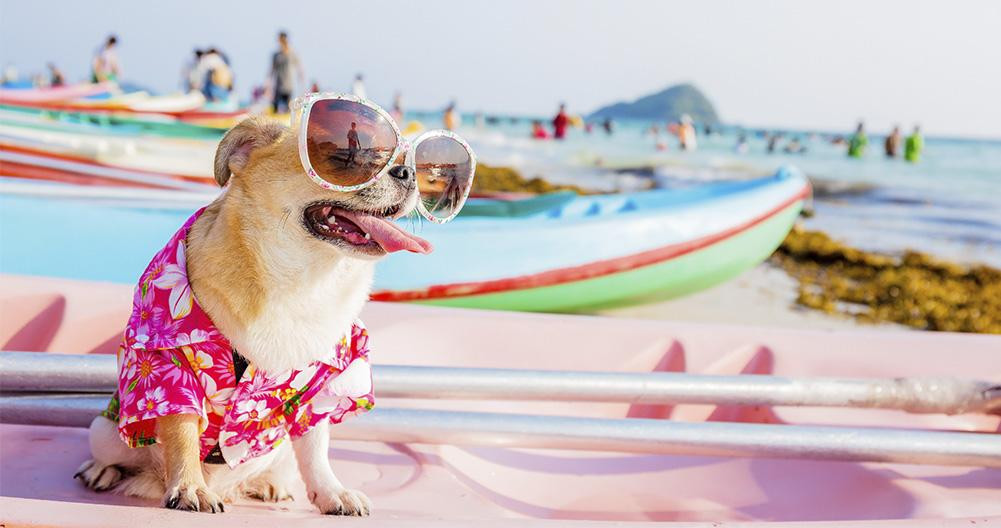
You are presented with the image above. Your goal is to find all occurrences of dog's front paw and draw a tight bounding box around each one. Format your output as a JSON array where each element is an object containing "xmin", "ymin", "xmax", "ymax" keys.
[
  {"xmin": 164, "ymin": 482, "xmax": 225, "ymax": 513},
  {"xmin": 74, "ymin": 459, "xmax": 126, "ymax": 492},
  {"xmin": 309, "ymin": 487, "xmax": 371, "ymax": 516}
]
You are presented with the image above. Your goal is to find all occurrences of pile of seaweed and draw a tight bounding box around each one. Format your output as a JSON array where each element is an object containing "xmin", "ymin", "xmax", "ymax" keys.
[
  {"xmin": 473, "ymin": 164, "xmax": 596, "ymax": 195},
  {"xmin": 771, "ymin": 227, "xmax": 1001, "ymax": 334}
]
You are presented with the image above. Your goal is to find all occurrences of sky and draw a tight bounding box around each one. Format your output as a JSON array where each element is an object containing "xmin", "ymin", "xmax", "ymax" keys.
[{"xmin": 2, "ymin": 0, "xmax": 1000, "ymax": 138}]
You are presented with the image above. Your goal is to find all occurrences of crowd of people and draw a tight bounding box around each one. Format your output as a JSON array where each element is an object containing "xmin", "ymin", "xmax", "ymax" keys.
[
  {"xmin": 4, "ymin": 31, "xmax": 380, "ymax": 115},
  {"xmin": 848, "ymin": 121, "xmax": 923, "ymax": 163},
  {"xmin": 6, "ymin": 32, "xmax": 928, "ymax": 165},
  {"xmin": 526, "ymin": 103, "xmax": 614, "ymax": 141},
  {"xmin": 749, "ymin": 123, "xmax": 923, "ymax": 163},
  {"xmin": 182, "ymin": 48, "xmax": 234, "ymax": 102}
]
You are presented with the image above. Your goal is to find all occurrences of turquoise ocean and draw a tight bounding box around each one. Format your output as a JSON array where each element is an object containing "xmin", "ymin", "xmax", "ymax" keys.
[{"xmin": 448, "ymin": 115, "xmax": 1001, "ymax": 267}]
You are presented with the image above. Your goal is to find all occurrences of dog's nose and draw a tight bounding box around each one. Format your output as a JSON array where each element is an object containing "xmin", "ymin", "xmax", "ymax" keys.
[{"xmin": 388, "ymin": 165, "xmax": 413, "ymax": 181}]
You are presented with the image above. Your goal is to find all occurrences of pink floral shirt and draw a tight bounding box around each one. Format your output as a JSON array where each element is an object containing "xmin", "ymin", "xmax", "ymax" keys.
[{"xmin": 104, "ymin": 208, "xmax": 374, "ymax": 467}]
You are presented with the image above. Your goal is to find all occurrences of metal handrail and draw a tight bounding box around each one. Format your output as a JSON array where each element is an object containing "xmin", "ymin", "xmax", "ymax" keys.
[
  {"xmin": 2, "ymin": 352, "xmax": 999, "ymax": 415},
  {"xmin": 1, "ymin": 393, "xmax": 999, "ymax": 468}
]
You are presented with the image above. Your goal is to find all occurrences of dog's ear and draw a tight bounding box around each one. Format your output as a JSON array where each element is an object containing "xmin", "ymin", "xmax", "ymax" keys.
[{"xmin": 213, "ymin": 116, "xmax": 286, "ymax": 187}]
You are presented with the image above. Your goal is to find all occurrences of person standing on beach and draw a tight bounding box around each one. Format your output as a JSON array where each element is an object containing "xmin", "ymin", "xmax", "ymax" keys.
[
  {"xmin": 47, "ymin": 63, "xmax": 65, "ymax": 87},
  {"xmin": 345, "ymin": 122, "xmax": 361, "ymax": 167},
  {"xmin": 91, "ymin": 35, "xmax": 120, "ymax": 83},
  {"xmin": 905, "ymin": 125, "xmax": 923, "ymax": 163},
  {"xmin": 885, "ymin": 125, "xmax": 901, "ymax": 158},
  {"xmin": 270, "ymin": 31, "xmax": 303, "ymax": 113},
  {"xmin": 552, "ymin": 103, "xmax": 569, "ymax": 140},
  {"xmin": 182, "ymin": 49, "xmax": 204, "ymax": 92},
  {"xmin": 200, "ymin": 48, "xmax": 233, "ymax": 102},
  {"xmin": 847, "ymin": 122, "xmax": 868, "ymax": 158}
]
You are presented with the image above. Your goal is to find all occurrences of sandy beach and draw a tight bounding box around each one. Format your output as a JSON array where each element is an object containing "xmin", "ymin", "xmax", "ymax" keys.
[{"xmin": 600, "ymin": 262, "xmax": 904, "ymax": 331}]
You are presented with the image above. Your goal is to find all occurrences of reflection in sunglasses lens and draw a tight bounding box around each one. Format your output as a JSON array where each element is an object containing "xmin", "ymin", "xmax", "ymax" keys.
[
  {"xmin": 415, "ymin": 136, "xmax": 473, "ymax": 220},
  {"xmin": 305, "ymin": 99, "xmax": 398, "ymax": 187}
]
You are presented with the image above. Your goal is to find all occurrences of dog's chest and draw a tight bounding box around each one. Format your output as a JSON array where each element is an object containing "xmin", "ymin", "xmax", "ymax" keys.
[{"xmin": 225, "ymin": 266, "xmax": 372, "ymax": 373}]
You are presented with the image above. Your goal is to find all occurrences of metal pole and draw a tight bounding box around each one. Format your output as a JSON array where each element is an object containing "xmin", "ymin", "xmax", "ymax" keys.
[
  {"xmin": 1, "ymin": 353, "xmax": 117, "ymax": 393},
  {"xmin": 1, "ymin": 394, "xmax": 999, "ymax": 468},
  {"xmin": 3, "ymin": 352, "xmax": 999, "ymax": 415}
]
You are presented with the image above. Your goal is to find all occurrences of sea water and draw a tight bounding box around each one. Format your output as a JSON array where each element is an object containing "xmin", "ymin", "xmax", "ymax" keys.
[
  {"xmin": 1, "ymin": 116, "xmax": 998, "ymax": 285},
  {"xmin": 452, "ymin": 116, "xmax": 1001, "ymax": 267}
]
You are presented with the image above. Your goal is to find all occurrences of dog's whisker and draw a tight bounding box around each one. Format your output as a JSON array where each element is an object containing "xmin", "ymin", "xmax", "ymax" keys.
[
  {"xmin": 279, "ymin": 208, "xmax": 291, "ymax": 230},
  {"xmin": 407, "ymin": 208, "xmax": 420, "ymax": 232}
]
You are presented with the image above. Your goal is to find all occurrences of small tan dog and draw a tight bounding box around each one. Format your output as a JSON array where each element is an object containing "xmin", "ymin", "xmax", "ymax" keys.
[{"xmin": 75, "ymin": 116, "xmax": 431, "ymax": 515}]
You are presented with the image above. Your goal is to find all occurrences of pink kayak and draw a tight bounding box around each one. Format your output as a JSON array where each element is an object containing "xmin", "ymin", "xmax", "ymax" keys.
[
  {"xmin": 0, "ymin": 83, "xmax": 116, "ymax": 103},
  {"xmin": 1, "ymin": 273, "xmax": 999, "ymax": 527}
]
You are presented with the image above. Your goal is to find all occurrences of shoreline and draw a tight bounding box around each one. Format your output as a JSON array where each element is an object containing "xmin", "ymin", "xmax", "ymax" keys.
[{"xmin": 472, "ymin": 164, "xmax": 1001, "ymax": 334}]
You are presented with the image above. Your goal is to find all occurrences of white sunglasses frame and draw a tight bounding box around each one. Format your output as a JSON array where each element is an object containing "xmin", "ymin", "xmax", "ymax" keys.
[{"xmin": 290, "ymin": 92, "xmax": 476, "ymax": 224}]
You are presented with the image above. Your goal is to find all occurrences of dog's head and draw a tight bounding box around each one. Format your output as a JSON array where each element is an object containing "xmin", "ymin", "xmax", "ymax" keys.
[{"xmin": 213, "ymin": 116, "xmax": 432, "ymax": 260}]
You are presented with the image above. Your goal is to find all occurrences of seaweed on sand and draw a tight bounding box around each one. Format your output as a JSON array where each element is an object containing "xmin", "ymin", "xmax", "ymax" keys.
[
  {"xmin": 473, "ymin": 164, "xmax": 597, "ymax": 195},
  {"xmin": 771, "ymin": 227, "xmax": 1001, "ymax": 334}
]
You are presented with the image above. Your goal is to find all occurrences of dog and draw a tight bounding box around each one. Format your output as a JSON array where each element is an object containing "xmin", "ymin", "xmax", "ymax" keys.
[{"xmin": 74, "ymin": 116, "xmax": 431, "ymax": 515}]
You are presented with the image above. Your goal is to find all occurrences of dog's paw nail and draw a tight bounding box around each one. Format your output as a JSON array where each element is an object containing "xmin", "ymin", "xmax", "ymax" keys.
[
  {"xmin": 165, "ymin": 493, "xmax": 181, "ymax": 510},
  {"xmin": 314, "ymin": 488, "xmax": 371, "ymax": 516},
  {"xmin": 75, "ymin": 460, "xmax": 124, "ymax": 492},
  {"xmin": 164, "ymin": 483, "xmax": 225, "ymax": 513},
  {"xmin": 73, "ymin": 459, "xmax": 93, "ymax": 480}
]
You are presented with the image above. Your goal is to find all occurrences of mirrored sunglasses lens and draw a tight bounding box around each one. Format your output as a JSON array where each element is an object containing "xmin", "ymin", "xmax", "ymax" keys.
[
  {"xmin": 415, "ymin": 136, "xmax": 473, "ymax": 220},
  {"xmin": 305, "ymin": 100, "xmax": 398, "ymax": 187}
]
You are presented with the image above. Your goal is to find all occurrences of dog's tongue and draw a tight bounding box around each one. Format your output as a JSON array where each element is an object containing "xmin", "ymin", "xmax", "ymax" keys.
[{"xmin": 349, "ymin": 213, "xmax": 433, "ymax": 254}]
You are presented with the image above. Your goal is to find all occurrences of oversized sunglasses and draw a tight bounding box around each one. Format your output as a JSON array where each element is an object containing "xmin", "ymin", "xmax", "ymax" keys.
[{"xmin": 291, "ymin": 92, "xmax": 476, "ymax": 224}]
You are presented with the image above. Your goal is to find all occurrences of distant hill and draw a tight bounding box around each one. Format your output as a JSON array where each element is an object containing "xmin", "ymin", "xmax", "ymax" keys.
[{"xmin": 588, "ymin": 83, "xmax": 720, "ymax": 125}]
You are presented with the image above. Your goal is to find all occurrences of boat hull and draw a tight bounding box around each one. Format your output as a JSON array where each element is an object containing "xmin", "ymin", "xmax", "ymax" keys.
[{"xmin": 404, "ymin": 199, "xmax": 802, "ymax": 311}]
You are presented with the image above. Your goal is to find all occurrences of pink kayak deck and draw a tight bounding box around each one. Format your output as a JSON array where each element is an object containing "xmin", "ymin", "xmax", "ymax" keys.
[
  {"xmin": 1, "ymin": 273, "xmax": 999, "ymax": 527},
  {"xmin": 0, "ymin": 83, "xmax": 115, "ymax": 103}
]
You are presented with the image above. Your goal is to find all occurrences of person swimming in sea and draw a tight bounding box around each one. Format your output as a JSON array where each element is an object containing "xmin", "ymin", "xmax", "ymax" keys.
[
  {"xmin": 905, "ymin": 125, "xmax": 923, "ymax": 163},
  {"xmin": 885, "ymin": 125, "xmax": 901, "ymax": 158},
  {"xmin": 677, "ymin": 114, "xmax": 697, "ymax": 151},
  {"xmin": 443, "ymin": 101, "xmax": 458, "ymax": 131},
  {"xmin": 531, "ymin": 120, "xmax": 549, "ymax": 139},
  {"xmin": 552, "ymin": 103, "xmax": 569, "ymax": 140},
  {"xmin": 784, "ymin": 137, "xmax": 807, "ymax": 154},
  {"xmin": 847, "ymin": 121, "xmax": 868, "ymax": 158},
  {"xmin": 734, "ymin": 133, "xmax": 749, "ymax": 154},
  {"xmin": 767, "ymin": 132, "xmax": 782, "ymax": 154},
  {"xmin": 602, "ymin": 117, "xmax": 614, "ymax": 135}
]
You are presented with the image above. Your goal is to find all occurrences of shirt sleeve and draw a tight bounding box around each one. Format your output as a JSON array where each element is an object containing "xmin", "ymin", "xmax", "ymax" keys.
[
  {"xmin": 350, "ymin": 321, "xmax": 370, "ymax": 359},
  {"xmin": 116, "ymin": 346, "xmax": 206, "ymax": 448},
  {"xmin": 287, "ymin": 322, "xmax": 374, "ymax": 439}
]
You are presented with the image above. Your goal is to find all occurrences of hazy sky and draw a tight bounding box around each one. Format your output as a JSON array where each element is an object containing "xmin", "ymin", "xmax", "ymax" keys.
[{"xmin": 2, "ymin": 0, "xmax": 1000, "ymax": 138}]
